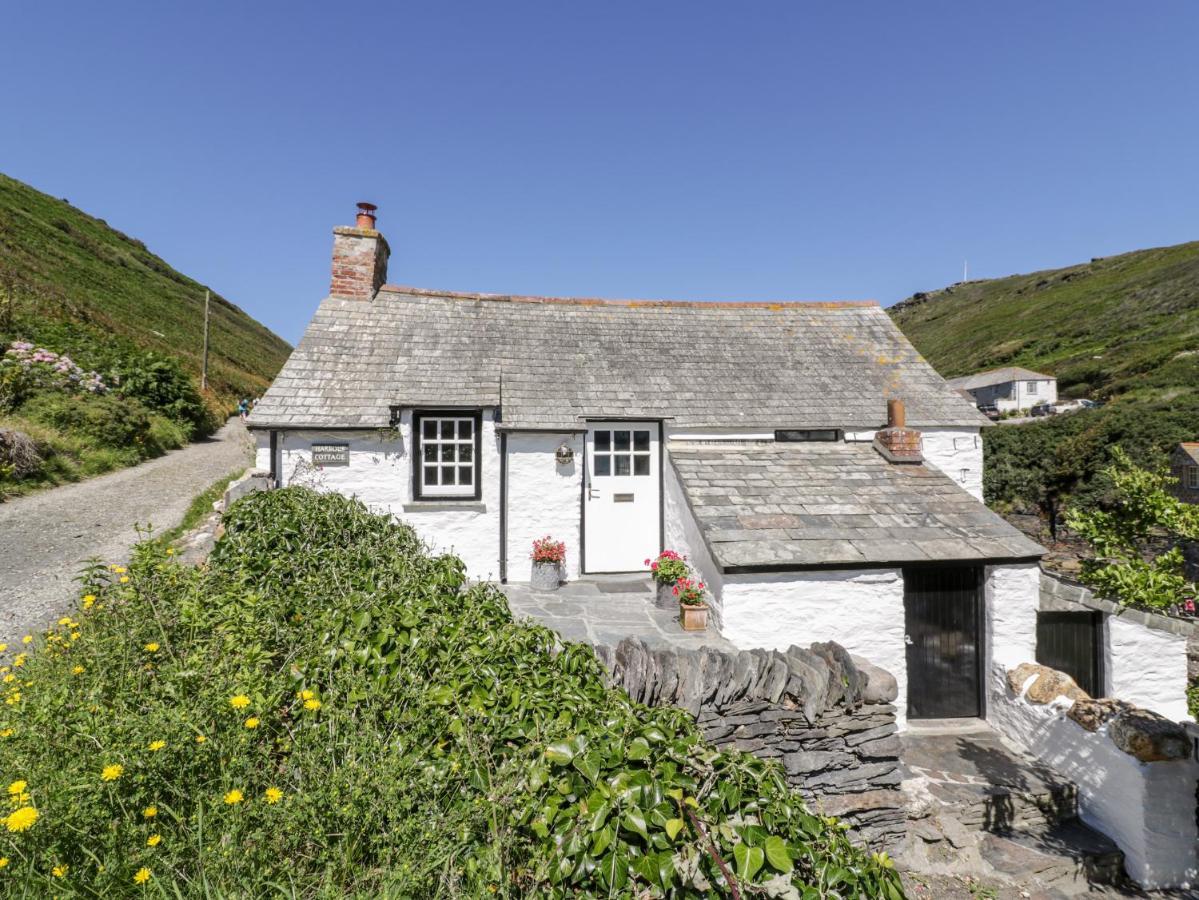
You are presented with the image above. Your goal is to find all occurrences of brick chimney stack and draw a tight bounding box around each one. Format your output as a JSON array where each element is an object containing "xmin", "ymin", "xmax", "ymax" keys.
[
  {"xmin": 330, "ymin": 202, "xmax": 389, "ymax": 300},
  {"xmin": 873, "ymin": 398, "xmax": 923, "ymax": 463}
]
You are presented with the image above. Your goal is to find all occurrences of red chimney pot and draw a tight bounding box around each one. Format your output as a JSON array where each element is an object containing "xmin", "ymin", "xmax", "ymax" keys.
[{"xmin": 355, "ymin": 202, "xmax": 378, "ymax": 230}]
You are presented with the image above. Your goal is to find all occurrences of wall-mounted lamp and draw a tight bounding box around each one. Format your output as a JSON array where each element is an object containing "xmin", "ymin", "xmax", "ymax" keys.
[{"xmin": 555, "ymin": 442, "xmax": 574, "ymax": 465}]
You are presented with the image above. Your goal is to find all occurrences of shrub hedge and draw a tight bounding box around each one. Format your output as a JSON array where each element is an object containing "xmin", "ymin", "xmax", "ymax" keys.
[{"xmin": 0, "ymin": 489, "xmax": 903, "ymax": 897}]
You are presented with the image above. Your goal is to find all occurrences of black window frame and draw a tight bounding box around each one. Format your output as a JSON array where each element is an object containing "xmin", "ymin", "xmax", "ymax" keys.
[{"xmin": 412, "ymin": 409, "xmax": 484, "ymax": 501}]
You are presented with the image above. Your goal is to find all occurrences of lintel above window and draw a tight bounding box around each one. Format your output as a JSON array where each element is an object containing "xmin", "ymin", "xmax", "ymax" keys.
[
  {"xmin": 412, "ymin": 410, "xmax": 482, "ymax": 500},
  {"xmin": 775, "ymin": 429, "xmax": 841, "ymax": 442}
]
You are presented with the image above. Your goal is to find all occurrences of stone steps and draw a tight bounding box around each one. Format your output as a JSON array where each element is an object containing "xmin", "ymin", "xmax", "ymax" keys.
[
  {"xmin": 954, "ymin": 779, "xmax": 1078, "ymax": 832},
  {"xmin": 980, "ymin": 820, "xmax": 1126, "ymax": 894}
]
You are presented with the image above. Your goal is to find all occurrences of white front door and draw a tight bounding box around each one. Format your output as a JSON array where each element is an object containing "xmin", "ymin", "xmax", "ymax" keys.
[{"xmin": 584, "ymin": 422, "xmax": 661, "ymax": 573}]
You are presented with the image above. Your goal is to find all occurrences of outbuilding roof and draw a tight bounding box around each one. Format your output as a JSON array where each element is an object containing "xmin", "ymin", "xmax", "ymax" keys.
[
  {"xmin": 250, "ymin": 286, "xmax": 988, "ymax": 431},
  {"xmin": 669, "ymin": 440, "xmax": 1044, "ymax": 571},
  {"xmin": 946, "ymin": 366, "xmax": 1054, "ymax": 392},
  {"xmin": 1177, "ymin": 443, "xmax": 1199, "ymax": 465}
]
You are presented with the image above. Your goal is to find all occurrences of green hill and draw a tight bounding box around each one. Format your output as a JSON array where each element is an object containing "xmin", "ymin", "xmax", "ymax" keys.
[
  {"xmin": 0, "ymin": 172, "xmax": 290, "ymax": 495},
  {"xmin": 0, "ymin": 172, "xmax": 290, "ymax": 404},
  {"xmin": 890, "ymin": 241, "xmax": 1199, "ymax": 525}
]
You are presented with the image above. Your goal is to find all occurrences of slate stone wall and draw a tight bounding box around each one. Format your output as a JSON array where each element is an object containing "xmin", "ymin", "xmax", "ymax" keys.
[{"xmin": 593, "ymin": 637, "xmax": 906, "ymax": 849}]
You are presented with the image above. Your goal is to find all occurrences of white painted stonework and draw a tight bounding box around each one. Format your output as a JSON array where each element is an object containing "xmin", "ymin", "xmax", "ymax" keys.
[
  {"xmin": 986, "ymin": 563, "xmax": 1040, "ymax": 672},
  {"xmin": 505, "ymin": 432, "xmax": 583, "ymax": 582},
  {"xmin": 663, "ymin": 458, "xmax": 724, "ymax": 626},
  {"xmin": 845, "ymin": 427, "xmax": 983, "ymax": 500},
  {"xmin": 1107, "ymin": 616, "xmax": 1190, "ymax": 722},
  {"xmin": 719, "ymin": 569, "xmax": 908, "ymax": 726},
  {"xmin": 989, "ymin": 667, "xmax": 1199, "ymax": 889}
]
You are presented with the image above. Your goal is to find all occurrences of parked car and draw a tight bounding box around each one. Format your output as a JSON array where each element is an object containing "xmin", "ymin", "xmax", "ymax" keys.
[
  {"xmin": 978, "ymin": 404, "xmax": 1001, "ymax": 421},
  {"xmin": 1053, "ymin": 398, "xmax": 1100, "ymax": 414},
  {"xmin": 1030, "ymin": 402, "xmax": 1054, "ymax": 417}
]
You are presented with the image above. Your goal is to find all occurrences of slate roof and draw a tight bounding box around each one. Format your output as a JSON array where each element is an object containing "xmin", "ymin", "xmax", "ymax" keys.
[
  {"xmin": 669, "ymin": 441, "xmax": 1044, "ymax": 570},
  {"xmin": 947, "ymin": 366, "xmax": 1054, "ymax": 392},
  {"xmin": 250, "ymin": 287, "xmax": 988, "ymax": 431},
  {"xmin": 1176, "ymin": 443, "xmax": 1199, "ymax": 465}
]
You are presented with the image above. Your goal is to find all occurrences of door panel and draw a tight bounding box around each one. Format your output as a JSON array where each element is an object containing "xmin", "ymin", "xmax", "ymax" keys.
[
  {"xmin": 1036, "ymin": 611, "xmax": 1103, "ymax": 698},
  {"xmin": 904, "ymin": 566, "xmax": 983, "ymax": 719},
  {"xmin": 584, "ymin": 423, "xmax": 659, "ymax": 572}
]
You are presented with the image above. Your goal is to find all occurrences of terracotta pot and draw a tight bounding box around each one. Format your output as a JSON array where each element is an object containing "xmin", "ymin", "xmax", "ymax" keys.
[
  {"xmin": 530, "ymin": 560, "xmax": 561, "ymax": 591},
  {"xmin": 654, "ymin": 582, "xmax": 677, "ymax": 610},
  {"xmin": 679, "ymin": 602, "xmax": 708, "ymax": 632}
]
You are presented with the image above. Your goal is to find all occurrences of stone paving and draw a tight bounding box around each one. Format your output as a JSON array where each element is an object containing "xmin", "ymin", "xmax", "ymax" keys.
[{"xmin": 501, "ymin": 577, "xmax": 736, "ymax": 652}]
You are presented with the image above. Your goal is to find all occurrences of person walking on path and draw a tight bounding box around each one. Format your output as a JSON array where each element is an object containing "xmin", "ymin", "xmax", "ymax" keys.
[{"xmin": 237, "ymin": 398, "xmax": 250, "ymax": 422}]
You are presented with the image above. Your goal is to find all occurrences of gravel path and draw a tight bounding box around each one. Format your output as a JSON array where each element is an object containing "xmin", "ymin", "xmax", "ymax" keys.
[{"xmin": 0, "ymin": 419, "xmax": 253, "ymax": 641}]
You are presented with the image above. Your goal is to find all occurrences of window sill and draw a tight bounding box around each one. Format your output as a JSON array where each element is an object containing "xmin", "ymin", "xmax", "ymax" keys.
[{"xmin": 402, "ymin": 501, "xmax": 487, "ymax": 513}]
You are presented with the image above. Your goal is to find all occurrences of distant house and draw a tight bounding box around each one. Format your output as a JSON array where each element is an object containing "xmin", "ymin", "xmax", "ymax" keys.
[
  {"xmin": 946, "ymin": 366, "xmax": 1057, "ymax": 413},
  {"xmin": 1170, "ymin": 443, "xmax": 1199, "ymax": 503}
]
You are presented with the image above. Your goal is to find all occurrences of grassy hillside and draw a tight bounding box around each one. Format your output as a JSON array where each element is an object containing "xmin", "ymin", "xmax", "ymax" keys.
[
  {"xmin": 890, "ymin": 242, "xmax": 1199, "ymax": 521},
  {"xmin": 0, "ymin": 172, "xmax": 290, "ymax": 404}
]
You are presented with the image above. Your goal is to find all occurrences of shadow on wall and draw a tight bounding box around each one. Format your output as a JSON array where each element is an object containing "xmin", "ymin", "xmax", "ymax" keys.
[{"xmin": 953, "ymin": 736, "xmax": 1075, "ymax": 834}]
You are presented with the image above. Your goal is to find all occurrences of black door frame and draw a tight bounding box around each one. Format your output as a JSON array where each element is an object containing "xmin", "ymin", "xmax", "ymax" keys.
[
  {"xmin": 903, "ymin": 565, "xmax": 987, "ymax": 720},
  {"xmin": 1036, "ymin": 610, "xmax": 1105, "ymax": 698}
]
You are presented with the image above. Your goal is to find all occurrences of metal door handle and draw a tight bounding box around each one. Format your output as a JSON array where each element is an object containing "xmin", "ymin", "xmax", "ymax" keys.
[{"xmin": 904, "ymin": 634, "xmax": 913, "ymax": 645}]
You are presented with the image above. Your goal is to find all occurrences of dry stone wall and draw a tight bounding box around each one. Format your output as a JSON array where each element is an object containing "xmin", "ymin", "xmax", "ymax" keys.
[{"xmin": 592, "ymin": 637, "xmax": 906, "ymax": 849}]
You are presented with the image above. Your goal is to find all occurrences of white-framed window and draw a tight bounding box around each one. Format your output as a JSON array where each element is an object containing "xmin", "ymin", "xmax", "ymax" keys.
[
  {"xmin": 1186, "ymin": 465, "xmax": 1199, "ymax": 490},
  {"xmin": 591, "ymin": 427, "xmax": 652, "ymax": 477},
  {"xmin": 413, "ymin": 411, "xmax": 481, "ymax": 499},
  {"xmin": 1027, "ymin": 380, "xmax": 1038, "ymax": 395}
]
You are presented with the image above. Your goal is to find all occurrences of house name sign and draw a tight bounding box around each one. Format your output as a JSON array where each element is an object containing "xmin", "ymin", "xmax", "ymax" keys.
[{"xmin": 311, "ymin": 443, "xmax": 349, "ymax": 467}]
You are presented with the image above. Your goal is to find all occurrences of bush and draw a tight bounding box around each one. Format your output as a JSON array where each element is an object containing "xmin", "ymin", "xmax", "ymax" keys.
[
  {"xmin": 113, "ymin": 353, "xmax": 215, "ymax": 438},
  {"xmin": 19, "ymin": 393, "xmax": 154, "ymax": 452},
  {"xmin": 0, "ymin": 490, "xmax": 903, "ymax": 897}
]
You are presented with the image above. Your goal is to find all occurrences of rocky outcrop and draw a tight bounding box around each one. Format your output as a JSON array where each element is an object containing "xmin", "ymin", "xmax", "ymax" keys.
[
  {"xmin": 1006, "ymin": 662, "xmax": 1089, "ymax": 704},
  {"xmin": 1107, "ymin": 709, "xmax": 1190, "ymax": 763},
  {"xmin": 598, "ymin": 636, "xmax": 905, "ymax": 848}
]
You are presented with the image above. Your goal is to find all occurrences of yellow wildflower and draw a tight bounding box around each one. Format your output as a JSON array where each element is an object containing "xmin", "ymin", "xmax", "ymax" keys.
[
  {"xmin": 143, "ymin": 806, "xmax": 157, "ymax": 818},
  {"xmin": 194, "ymin": 735, "xmax": 207, "ymax": 744},
  {"xmin": 72, "ymin": 665, "xmax": 85, "ymax": 675},
  {"xmin": 0, "ymin": 857, "xmax": 7, "ymax": 869},
  {"xmin": 0, "ymin": 730, "xmax": 12, "ymax": 739},
  {"xmin": 144, "ymin": 642, "xmax": 160, "ymax": 653},
  {"xmin": 4, "ymin": 806, "xmax": 37, "ymax": 832},
  {"xmin": 223, "ymin": 789, "xmax": 243, "ymax": 805},
  {"xmin": 148, "ymin": 740, "xmax": 166, "ymax": 752},
  {"xmin": 20, "ymin": 636, "xmax": 31, "ymax": 645},
  {"xmin": 113, "ymin": 565, "xmax": 126, "ymax": 574},
  {"xmin": 52, "ymin": 863, "xmax": 68, "ymax": 877},
  {"xmin": 57, "ymin": 617, "xmax": 72, "ymax": 626},
  {"xmin": 70, "ymin": 631, "xmax": 80, "ymax": 641},
  {"xmin": 82, "ymin": 594, "xmax": 96, "ymax": 609},
  {"xmin": 3, "ymin": 675, "xmax": 14, "ymax": 684},
  {"xmin": 6, "ymin": 692, "xmax": 21, "ymax": 706},
  {"xmin": 134, "ymin": 866, "xmax": 151, "ymax": 884},
  {"xmin": 13, "ymin": 655, "xmax": 26, "ymax": 668},
  {"xmin": 147, "ymin": 834, "xmax": 161, "ymax": 847},
  {"xmin": 297, "ymin": 689, "xmax": 314, "ymax": 701},
  {"xmin": 119, "ymin": 576, "xmax": 129, "ymax": 584},
  {"xmin": 166, "ymin": 548, "xmax": 175, "ymax": 555},
  {"xmin": 229, "ymin": 694, "xmax": 250, "ymax": 710},
  {"xmin": 304, "ymin": 698, "xmax": 322, "ymax": 712},
  {"xmin": 6, "ymin": 781, "xmax": 25, "ymax": 796},
  {"xmin": 264, "ymin": 787, "xmax": 283, "ymax": 804},
  {"xmin": 244, "ymin": 717, "xmax": 260, "ymax": 729},
  {"xmin": 101, "ymin": 764, "xmax": 123, "ymax": 781}
]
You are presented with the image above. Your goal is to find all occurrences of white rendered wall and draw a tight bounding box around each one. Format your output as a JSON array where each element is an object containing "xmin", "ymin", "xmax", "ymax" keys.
[
  {"xmin": 253, "ymin": 430, "xmax": 272, "ymax": 472},
  {"xmin": 844, "ymin": 427, "xmax": 983, "ymax": 501},
  {"xmin": 989, "ymin": 668, "xmax": 1199, "ymax": 889},
  {"xmin": 1107, "ymin": 617, "xmax": 1190, "ymax": 722},
  {"xmin": 986, "ymin": 563, "xmax": 1040, "ymax": 673},
  {"xmin": 663, "ymin": 455, "xmax": 724, "ymax": 627},
  {"xmin": 720, "ymin": 569, "xmax": 907, "ymax": 727},
  {"xmin": 271, "ymin": 410, "xmax": 502, "ymax": 581},
  {"xmin": 505, "ymin": 432, "xmax": 583, "ymax": 582}
]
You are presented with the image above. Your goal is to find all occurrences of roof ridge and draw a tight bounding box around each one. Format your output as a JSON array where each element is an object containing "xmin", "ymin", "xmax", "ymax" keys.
[{"xmin": 376, "ymin": 284, "xmax": 878, "ymax": 310}]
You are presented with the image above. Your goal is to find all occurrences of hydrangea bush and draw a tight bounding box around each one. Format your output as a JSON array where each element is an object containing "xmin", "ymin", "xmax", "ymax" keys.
[
  {"xmin": 0, "ymin": 341, "xmax": 105, "ymax": 411},
  {"xmin": 0, "ymin": 489, "xmax": 903, "ymax": 896}
]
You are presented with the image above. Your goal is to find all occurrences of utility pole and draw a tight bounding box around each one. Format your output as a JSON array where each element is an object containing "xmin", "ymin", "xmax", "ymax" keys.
[
  {"xmin": 201, "ymin": 290, "xmax": 210, "ymax": 391},
  {"xmin": 963, "ymin": 259, "xmax": 969, "ymax": 283}
]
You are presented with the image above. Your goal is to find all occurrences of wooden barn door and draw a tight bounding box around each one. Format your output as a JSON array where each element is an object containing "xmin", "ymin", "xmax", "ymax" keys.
[
  {"xmin": 1036, "ymin": 611, "xmax": 1104, "ymax": 698},
  {"xmin": 904, "ymin": 566, "xmax": 984, "ymax": 719}
]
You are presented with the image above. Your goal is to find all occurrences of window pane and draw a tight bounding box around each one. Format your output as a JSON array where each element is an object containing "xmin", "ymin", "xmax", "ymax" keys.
[
  {"xmin": 423, "ymin": 445, "xmax": 437, "ymax": 462},
  {"xmin": 459, "ymin": 444, "xmax": 473, "ymax": 462},
  {"xmin": 594, "ymin": 455, "xmax": 611, "ymax": 476},
  {"xmin": 441, "ymin": 466, "xmax": 456, "ymax": 485},
  {"xmin": 423, "ymin": 465, "xmax": 439, "ymax": 486},
  {"xmin": 634, "ymin": 430, "xmax": 650, "ymax": 451},
  {"xmin": 458, "ymin": 419, "xmax": 473, "ymax": 439},
  {"xmin": 422, "ymin": 420, "xmax": 436, "ymax": 440},
  {"xmin": 595, "ymin": 431, "xmax": 610, "ymax": 451},
  {"xmin": 458, "ymin": 466, "xmax": 473, "ymax": 486},
  {"xmin": 633, "ymin": 455, "xmax": 650, "ymax": 476},
  {"xmin": 615, "ymin": 454, "xmax": 631, "ymax": 476},
  {"xmin": 440, "ymin": 420, "xmax": 455, "ymax": 439},
  {"xmin": 614, "ymin": 431, "xmax": 631, "ymax": 451},
  {"xmin": 441, "ymin": 445, "xmax": 456, "ymax": 463}
]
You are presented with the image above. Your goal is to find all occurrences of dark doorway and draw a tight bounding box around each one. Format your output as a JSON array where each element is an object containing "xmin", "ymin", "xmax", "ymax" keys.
[
  {"xmin": 904, "ymin": 566, "xmax": 984, "ymax": 719},
  {"xmin": 1036, "ymin": 611, "xmax": 1104, "ymax": 698}
]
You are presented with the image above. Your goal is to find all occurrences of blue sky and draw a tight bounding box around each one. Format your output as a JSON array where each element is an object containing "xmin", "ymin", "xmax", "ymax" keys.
[{"xmin": 3, "ymin": 2, "xmax": 1197, "ymax": 344}]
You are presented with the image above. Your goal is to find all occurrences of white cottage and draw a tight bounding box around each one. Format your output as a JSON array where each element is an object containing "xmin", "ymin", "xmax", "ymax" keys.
[
  {"xmin": 947, "ymin": 366, "xmax": 1058, "ymax": 413},
  {"xmin": 249, "ymin": 204, "xmax": 1046, "ymax": 729}
]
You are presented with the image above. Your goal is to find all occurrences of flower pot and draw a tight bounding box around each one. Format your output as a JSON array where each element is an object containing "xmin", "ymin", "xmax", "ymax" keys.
[
  {"xmin": 530, "ymin": 560, "xmax": 561, "ymax": 591},
  {"xmin": 654, "ymin": 582, "xmax": 677, "ymax": 610},
  {"xmin": 679, "ymin": 602, "xmax": 709, "ymax": 632}
]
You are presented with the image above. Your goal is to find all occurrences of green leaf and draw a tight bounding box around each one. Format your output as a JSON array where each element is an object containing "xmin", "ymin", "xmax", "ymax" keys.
[
  {"xmin": 664, "ymin": 818, "xmax": 685, "ymax": 841},
  {"xmin": 626, "ymin": 736, "xmax": 652, "ymax": 761},
  {"xmin": 624, "ymin": 808, "xmax": 649, "ymax": 842},
  {"xmin": 764, "ymin": 835, "xmax": 793, "ymax": 873},
  {"xmin": 733, "ymin": 843, "xmax": 764, "ymax": 881},
  {"xmin": 573, "ymin": 751, "xmax": 600, "ymax": 783},
  {"xmin": 545, "ymin": 741, "xmax": 574, "ymax": 764}
]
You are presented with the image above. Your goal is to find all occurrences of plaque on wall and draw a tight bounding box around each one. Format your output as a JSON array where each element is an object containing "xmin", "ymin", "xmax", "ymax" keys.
[{"xmin": 311, "ymin": 443, "xmax": 349, "ymax": 467}]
